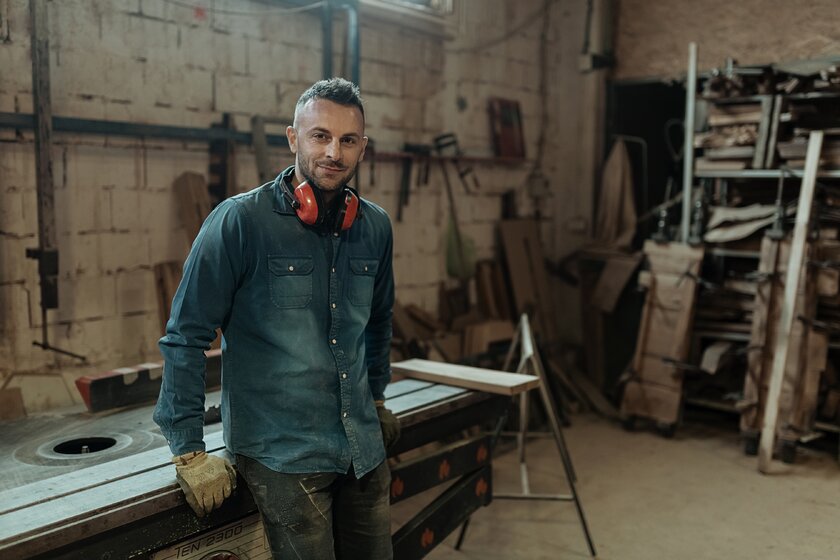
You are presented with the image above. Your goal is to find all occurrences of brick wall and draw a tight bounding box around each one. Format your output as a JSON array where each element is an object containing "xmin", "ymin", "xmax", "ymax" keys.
[{"xmin": 0, "ymin": 0, "xmax": 596, "ymax": 412}]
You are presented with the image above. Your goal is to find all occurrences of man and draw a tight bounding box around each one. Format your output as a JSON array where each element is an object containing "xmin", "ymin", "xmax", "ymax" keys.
[{"xmin": 153, "ymin": 78, "xmax": 398, "ymax": 560}]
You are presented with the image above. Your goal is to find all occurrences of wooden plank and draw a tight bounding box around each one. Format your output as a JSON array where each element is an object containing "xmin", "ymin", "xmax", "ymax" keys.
[
  {"xmin": 741, "ymin": 237, "xmax": 781, "ymax": 434},
  {"xmin": 758, "ymin": 130, "xmax": 823, "ymax": 473},
  {"xmin": 173, "ymin": 172, "xmax": 212, "ymax": 244},
  {"xmin": 392, "ymin": 359, "xmax": 540, "ymax": 396},
  {"xmin": 153, "ymin": 261, "xmax": 181, "ymax": 336},
  {"xmin": 789, "ymin": 330, "xmax": 827, "ymax": 431},
  {"xmin": 499, "ymin": 220, "xmax": 558, "ymax": 342},
  {"xmin": 463, "ymin": 320, "xmax": 514, "ymax": 356},
  {"xmin": 74, "ymin": 350, "xmax": 223, "ymax": 413},
  {"xmin": 475, "ymin": 260, "xmax": 502, "ymax": 319},
  {"xmin": 752, "ymin": 96, "xmax": 774, "ymax": 169},
  {"xmin": 558, "ymin": 360, "xmax": 620, "ymax": 419},
  {"xmin": 764, "ymin": 94, "xmax": 784, "ymax": 168}
]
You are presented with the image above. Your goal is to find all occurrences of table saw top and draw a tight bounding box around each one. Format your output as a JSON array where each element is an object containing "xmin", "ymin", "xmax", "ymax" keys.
[{"xmin": 0, "ymin": 378, "xmax": 495, "ymax": 558}]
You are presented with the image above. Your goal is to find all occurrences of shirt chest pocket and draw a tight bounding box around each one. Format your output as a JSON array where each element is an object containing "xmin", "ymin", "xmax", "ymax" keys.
[
  {"xmin": 349, "ymin": 258, "xmax": 378, "ymax": 307},
  {"xmin": 268, "ymin": 256, "xmax": 314, "ymax": 309}
]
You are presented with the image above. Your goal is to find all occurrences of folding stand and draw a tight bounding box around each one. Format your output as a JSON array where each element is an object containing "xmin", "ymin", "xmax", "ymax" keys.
[{"xmin": 456, "ymin": 313, "xmax": 597, "ymax": 557}]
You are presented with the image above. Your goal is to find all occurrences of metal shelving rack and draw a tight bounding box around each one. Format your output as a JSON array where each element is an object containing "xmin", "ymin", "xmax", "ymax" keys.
[{"xmin": 680, "ymin": 45, "xmax": 840, "ymax": 458}]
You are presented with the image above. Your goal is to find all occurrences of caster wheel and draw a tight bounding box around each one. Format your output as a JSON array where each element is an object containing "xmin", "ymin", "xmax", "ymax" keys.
[
  {"xmin": 621, "ymin": 415, "xmax": 637, "ymax": 431},
  {"xmin": 780, "ymin": 440, "xmax": 797, "ymax": 464},
  {"xmin": 656, "ymin": 422, "xmax": 677, "ymax": 438},
  {"xmin": 742, "ymin": 434, "xmax": 759, "ymax": 456}
]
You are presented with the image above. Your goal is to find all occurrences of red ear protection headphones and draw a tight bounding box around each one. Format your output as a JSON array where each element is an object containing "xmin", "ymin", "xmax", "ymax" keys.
[{"xmin": 279, "ymin": 167, "xmax": 361, "ymax": 233}]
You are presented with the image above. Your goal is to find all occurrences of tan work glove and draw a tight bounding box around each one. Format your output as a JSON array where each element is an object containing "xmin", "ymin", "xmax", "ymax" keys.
[
  {"xmin": 172, "ymin": 451, "xmax": 237, "ymax": 517},
  {"xmin": 376, "ymin": 401, "xmax": 401, "ymax": 449}
]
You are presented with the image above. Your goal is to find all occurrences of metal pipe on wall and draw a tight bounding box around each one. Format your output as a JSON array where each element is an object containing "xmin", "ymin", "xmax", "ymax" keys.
[{"xmin": 681, "ymin": 42, "xmax": 698, "ymax": 242}]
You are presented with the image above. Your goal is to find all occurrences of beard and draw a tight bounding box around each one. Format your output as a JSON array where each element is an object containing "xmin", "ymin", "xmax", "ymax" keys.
[{"xmin": 298, "ymin": 156, "xmax": 358, "ymax": 192}]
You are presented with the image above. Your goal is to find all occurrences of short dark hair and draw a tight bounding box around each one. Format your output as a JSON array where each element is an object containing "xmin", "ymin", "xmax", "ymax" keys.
[{"xmin": 294, "ymin": 78, "xmax": 365, "ymax": 125}]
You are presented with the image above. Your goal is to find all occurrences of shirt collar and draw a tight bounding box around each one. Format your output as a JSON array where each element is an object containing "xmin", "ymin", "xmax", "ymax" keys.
[{"xmin": 272, "ymin": 165, "xmax": 297, "ymax": 215}]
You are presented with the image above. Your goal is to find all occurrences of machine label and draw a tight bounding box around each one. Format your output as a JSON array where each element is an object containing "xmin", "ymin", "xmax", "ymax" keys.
[{"xmin": 152, "ymin": 515, "xmax": 270, "ymax": 560}]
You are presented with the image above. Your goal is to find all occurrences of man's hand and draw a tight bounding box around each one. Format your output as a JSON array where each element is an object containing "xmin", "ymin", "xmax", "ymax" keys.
[
  {"xmin": 172, "ymin": 451, "xmax": 237, "ymax": 517},
  {"xmin": 376, "ymin": 402, "xmax": 401, "ymax": 449}
]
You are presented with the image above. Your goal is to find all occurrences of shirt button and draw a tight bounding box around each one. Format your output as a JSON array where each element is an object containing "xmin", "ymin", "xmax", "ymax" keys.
[
  {"xmin": 364, "ymin": 265, "xmax": 368, "ymax": 272},
  {"xmin": 288, "ymin": 265, "xmax": 294, "ymax": 271},
  {"xmin": 331, "ymin": 338, "xmax": 337, "ymax": 345},
  {"xmin": 341, "ymin": 372, "xmax": 348, "ymax": 379},
  {"xmin": 333, "ymin": 232, "xmax": 339, "ymax": 237},
  {"xmin": 342, "ymin": 412, "xmax": 348, "ymax": 418},
  {"xmin": 331, "ymin": 303, "xmax": 336, "ymax": 309},
  {"xmin": 331, "ymin": 267, "xmax": 336, "ymax": 273}
]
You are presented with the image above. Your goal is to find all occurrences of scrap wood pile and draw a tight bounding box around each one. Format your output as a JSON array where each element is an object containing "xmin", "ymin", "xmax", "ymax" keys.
[{"xmin": 392, "ymin": 219, "xmax": 618, "ymax": 421}]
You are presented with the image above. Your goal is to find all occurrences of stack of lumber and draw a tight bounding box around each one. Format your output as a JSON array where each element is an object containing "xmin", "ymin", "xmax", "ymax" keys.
[{"xmin": 695, "ymin": 58, "xmax": 840, "ymax": 171}]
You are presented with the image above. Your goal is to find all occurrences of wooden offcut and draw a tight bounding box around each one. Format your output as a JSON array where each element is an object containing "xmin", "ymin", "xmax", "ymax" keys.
[
  {"xmin": 153, "ymin": 260, "xmax": 221, "ymax": 349},
  {"xmin": 153, "ymin": 261, "xmax": 182, "ymax": 336},
  {"xmin": 392, "ymin": 359, "xmax": 540, "ymax": 396},
  {"xmin": 499, "ymin": 220, "xmax": 558, "ymax": 342},
  {"xmin": 740, "ymin": 236, "xmax": 824, "ymax": 449},
  {"xmin": 463, "ymin": 320, "xmax": 514, "ymax": 356},
  {"xmin": 173, "ymin": 172, "xmax": 212, "ymax": 244}
]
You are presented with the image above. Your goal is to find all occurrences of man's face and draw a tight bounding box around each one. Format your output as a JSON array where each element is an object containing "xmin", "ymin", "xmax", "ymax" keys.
[{"xmin": 286, "ymin": 98, "xmax": 368, "ymax": 194}]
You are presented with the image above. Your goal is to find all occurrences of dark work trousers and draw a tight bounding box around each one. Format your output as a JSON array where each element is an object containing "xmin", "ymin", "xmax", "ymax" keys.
[{"xmin": 237, "ymin": 455, "xmax": 393, "ymax": 560}]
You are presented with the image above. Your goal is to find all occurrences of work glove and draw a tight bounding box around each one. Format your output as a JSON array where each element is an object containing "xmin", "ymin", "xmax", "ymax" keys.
[
  {"xmin": 376, "ymin": 402, "xmax": 401, "ymax": 449},
  {"xmin": 172, "ymin": 451, "xmax": 237, "ymax": 517}
]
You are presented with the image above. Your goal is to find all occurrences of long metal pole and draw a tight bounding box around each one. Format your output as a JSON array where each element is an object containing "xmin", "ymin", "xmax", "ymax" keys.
[
  {"xmin": 29, "ymin": 0, "xmax": 57, "ymax": 317},
  {"xmin": 681, "ymin": 42, "xmax": 698, "ymax": 242}
]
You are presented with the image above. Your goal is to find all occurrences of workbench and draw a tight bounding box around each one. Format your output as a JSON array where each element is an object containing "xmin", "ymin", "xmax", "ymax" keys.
[{"xmin": 0, "ymin": 378, "xmax": 509, "ymax": 559}]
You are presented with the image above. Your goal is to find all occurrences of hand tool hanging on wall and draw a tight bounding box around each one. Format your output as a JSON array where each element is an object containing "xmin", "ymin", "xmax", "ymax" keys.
[
  {"xmin": 434, "ymin": 137, "xmax": 476, "ymax": 284},
  {"xmin": 404, "ymin": 143, "xmax": 432, "ymax": 187},
  {"xmin": 434, "ymin": 133, "xmax": 481, "ymax": 193},
  {"xmin": 397, "ymin": 153, "xmax": 412, "ymax": 222},
  {"xmin": 396, "ymin": 143, "xmax": 432, "ymax": 222}
]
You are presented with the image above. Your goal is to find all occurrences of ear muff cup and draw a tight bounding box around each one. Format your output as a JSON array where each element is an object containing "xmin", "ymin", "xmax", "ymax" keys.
[
  {"xmin": 287, "ymin": 178, "xmax": 361, "ymax": 232},
  {"xmin": 339, "ymin": 189, "xmax": 360, "ymax": 231},
  {"xmin": 292, "ymin": 182, "xmax": 322, "ymax": 226}
]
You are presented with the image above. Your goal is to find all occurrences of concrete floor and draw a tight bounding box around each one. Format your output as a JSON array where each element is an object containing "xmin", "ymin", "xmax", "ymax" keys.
[{"xmin": 391, "ymin": 412, "xmax": 840, "ymax": 560}]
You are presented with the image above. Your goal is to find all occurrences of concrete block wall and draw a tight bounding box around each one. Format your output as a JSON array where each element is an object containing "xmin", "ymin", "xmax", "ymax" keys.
[
  {"xmin": 0, "ymin": 0, "xmax": 596, "ymax": 413},
  {"xmin": 615, "ymin": 0, "xmax": 840, "ymax": 80}
]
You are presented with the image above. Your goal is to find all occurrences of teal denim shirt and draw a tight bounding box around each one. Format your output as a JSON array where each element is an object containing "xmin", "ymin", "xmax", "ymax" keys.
[{"xmin": 153, "ymin": 172, "xmax": 394, "ymax": 478}]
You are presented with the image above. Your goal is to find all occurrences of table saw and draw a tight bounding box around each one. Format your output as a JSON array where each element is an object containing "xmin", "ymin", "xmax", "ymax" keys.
[{"xmin": 0, "ymin": 376, "xmax": 509, "ymax": 559}]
